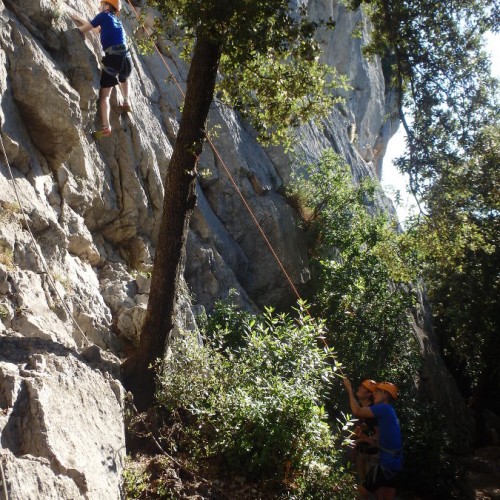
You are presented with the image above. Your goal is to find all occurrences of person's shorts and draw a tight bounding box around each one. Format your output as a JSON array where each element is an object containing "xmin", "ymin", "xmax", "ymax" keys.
[
  {"xmin": 100, "ymin": 52, "xmax": 132, "ymax": 88},
  {"xmin": 363, "ymin": 463, "xmax": 400, "ymax": 491}
]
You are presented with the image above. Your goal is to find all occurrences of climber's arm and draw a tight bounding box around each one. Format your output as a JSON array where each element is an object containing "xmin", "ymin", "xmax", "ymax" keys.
[{"xmin": 69, "ymin": 14, "xmax": 99, "ymax": 34}]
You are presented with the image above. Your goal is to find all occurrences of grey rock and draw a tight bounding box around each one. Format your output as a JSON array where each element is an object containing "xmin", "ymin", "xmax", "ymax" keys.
[{"xmin": 0, "ymin": 348, "xmax": 125, "ymax": 499}]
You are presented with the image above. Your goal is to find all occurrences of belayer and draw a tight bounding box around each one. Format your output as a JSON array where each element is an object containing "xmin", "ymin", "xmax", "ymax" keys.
[
  {"xmin": 343, "ymin": 377, "xmax": 403, "ymax": 500},
  {"xmin": 70, "ymin": 0, "xmax": 132, "ymax": 139}
]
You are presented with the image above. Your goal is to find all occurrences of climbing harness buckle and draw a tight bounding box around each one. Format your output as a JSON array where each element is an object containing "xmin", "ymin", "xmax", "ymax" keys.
[{"xmin": 104, "ymin": 44, "xmax": 129, "ymax": 55}]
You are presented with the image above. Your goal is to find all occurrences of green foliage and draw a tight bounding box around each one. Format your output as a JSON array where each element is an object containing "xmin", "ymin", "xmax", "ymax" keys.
[
  {"xmin": 156, "ymin": 301, "xmax": 355, "ymax": 496},
  {"xmin": 144, "ymin": 0, "xmax": 349, "ymax": 146},
  {"xmin": 289, "ymin": 149, "xmax": 456, "ymax": 493},
  {"xmin": 218, "ymin": 53, "xmax": 348, "ymax": 146},
  {"xmin": 397, "ymin": 401, "xmax": 460, "ymax": 498},
  {"xmin": 122, "ymin": 458, "xmax": 151, "ymax": 499},
  {"xmin": 407, "ymin": 124, "xmax": 499, "ymax": 270},
  {"xmin": 347, "ymin": 0, "xmax": 498, "ymax": 195},
  {"xmin": 197, "ymin": 291, "xmax": 255, "ymax": 350},
  {"xmin": 122, "ymin": 456, "xmax": 179, "ymax": 499},
  {"xmin": 345, "ymin": 0, "xmax": 499, "ymax": 267},
  {"xmin": 404, "ymin": 124, "xmax": 500, "ymax": 403},
  {"xmin": 289, "ymin": 149, "xmax": 420, "ymax": 382}
]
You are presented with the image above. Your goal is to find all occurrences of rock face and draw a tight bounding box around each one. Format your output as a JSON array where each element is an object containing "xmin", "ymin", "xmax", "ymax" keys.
[
  {"xmin": 0, "ymin": 0, "xmax": 471, "ymax": 498},
  {"xmin": 0, "ymin": 338, "xmax": 124, "ymax": 500}
]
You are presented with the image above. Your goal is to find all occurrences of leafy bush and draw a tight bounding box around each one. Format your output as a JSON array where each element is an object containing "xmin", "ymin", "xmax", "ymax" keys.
[
  {"xmin": 122, "ymin": 458, "xmax": 151, "ymax": 499},
  {"xmin": 396, "ymin": 400, "xmax": 463, "ymax": 499},
  {"xmin": 289, "ymin": 149, "xmax": 420, "ymax": 383},
  {"xmin": 155, "ymin": 301, "xmax": 356, "ymax": 496}
]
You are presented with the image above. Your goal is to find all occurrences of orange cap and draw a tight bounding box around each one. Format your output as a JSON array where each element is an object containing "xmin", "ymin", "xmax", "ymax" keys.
[
  {"xmin": 361, "ymin": 379, "xmax": 378, "ymax": 393},
  {"xmin": 376, "ymin": 382, "xmax": 398, "ymax": 400},
  {"xmin": 100, "ymin": 0, "xmax": 121, "ymax": 12}
]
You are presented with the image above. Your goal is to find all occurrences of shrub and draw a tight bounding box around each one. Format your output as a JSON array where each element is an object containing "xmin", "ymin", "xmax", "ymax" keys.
[
  {"xmin": 122, "ymin": 457, "xmax": 150, "ymax": 499},
  {"xmin": 155, "ymin": 301, "xmax": 355, "ymax": 496}
]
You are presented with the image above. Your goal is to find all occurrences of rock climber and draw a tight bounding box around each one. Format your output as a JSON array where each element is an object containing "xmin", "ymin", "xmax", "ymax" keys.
[
  {"xmin": 70, "ymin": 0, "xmax": 132, "ymax": 139},
  {"xmin": 343, "ymin": 378, "xmax": 403, "ymax": 500},
  {"xmin": 351, "ymin": 379, "xmax": 379, "ymax": 486}
]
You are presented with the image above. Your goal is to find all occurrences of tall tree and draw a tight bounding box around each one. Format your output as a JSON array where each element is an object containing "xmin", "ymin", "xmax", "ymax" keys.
[
  {"xmin": 406, "ymin": 125, "xmax": 500, "ymax": 443},
  {"xmin": 348, "ymin": 0, "xmax": 499, "ymax": 442},
  {"xmin": 121, "ymin": 0, "xmax": 346, "ymax": 409}
]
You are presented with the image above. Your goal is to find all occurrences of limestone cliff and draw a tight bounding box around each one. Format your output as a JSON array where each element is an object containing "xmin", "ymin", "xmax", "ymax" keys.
[{"xmin": 0, "ymin": 0, "xmax": 470, "ymax": 498}]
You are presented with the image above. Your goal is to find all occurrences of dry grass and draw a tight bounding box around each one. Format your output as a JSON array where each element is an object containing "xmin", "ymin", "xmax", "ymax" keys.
[{"xmin": 0, "ymin": 244, "xmax": 14, "ymax": 269}]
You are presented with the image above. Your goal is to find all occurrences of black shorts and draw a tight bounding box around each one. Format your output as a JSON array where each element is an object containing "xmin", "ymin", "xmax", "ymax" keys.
[
  {"xmin": 363, "ymin": 463, "xmax": 400, "ymax": 491},
  {"xmin": 100, "ymin": 53, "xmax": 132, "ymax": 88}
]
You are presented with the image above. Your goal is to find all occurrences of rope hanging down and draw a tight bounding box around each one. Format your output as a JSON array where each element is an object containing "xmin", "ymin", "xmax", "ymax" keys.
[
  {"xmin": 122, "ymin": 2, "xmax": 347, "ymax": 374},
  {"xmin": 0, "ymin": 132, "xmax": 91, "ymax": 348}
]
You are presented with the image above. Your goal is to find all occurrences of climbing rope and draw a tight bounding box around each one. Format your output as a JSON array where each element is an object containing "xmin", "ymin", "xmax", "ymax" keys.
[
  {"xmin": 0, "ymin": 131, "xmax": 91, "ymax": 348},
  {"xmin": 204, "ymin": 136, "xmax": 303, "ymax": 301},
  {"xmin": 119, "ymin": 2, "xmax": 351, "ymax": 379}
]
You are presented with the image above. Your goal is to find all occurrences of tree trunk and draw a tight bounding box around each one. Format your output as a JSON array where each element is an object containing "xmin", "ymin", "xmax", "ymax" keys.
[{"xmin": 121, "ymin": 34, "xmax": 221, "ymax": 411}]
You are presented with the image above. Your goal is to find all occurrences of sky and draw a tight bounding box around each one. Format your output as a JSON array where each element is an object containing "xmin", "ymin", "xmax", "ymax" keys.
[{"xmin": 381, "ymin": 32, "xmax": 499, "ymax": 223}]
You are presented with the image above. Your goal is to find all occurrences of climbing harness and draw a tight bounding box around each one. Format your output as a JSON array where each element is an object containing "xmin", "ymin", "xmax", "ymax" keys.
[
  {"xmin": 380, "ymin": 446, "xmax": 403, "ymax": 457},
  {"xmin": 104, "ymin": 43, "xmax": 129, "ymax": 55},
  {"xmin": 102, "ymin": 44, "xmax": 131, "ymax": 77}
]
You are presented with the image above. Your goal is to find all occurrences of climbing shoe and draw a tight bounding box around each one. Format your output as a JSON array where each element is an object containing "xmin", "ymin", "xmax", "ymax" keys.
[
  {"xmin": 92, "ymin": 127, "xmax": 112, "ymax": 140},
  {"xmin": 117, "ymin": 103, "xmax": 131, "ymax": 114}
]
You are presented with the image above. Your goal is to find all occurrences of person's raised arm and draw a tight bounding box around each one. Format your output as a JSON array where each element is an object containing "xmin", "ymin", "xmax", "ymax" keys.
[
  {"xmin": 343, "ymin": 377, "xmax": 375, "ymax": 419},
  {"xmin": 69, "ymin": 13, "xmax": 98, "ymax": 34}
]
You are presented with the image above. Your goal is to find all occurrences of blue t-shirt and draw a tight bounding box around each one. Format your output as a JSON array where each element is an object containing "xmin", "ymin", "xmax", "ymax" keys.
[
  {"xmin": 371, "ymin": 403, "xmax": 403, "ymax": 471},
  {"xmin": 90, "ymin": 12, "xmax": 126, "ymax": 50}
]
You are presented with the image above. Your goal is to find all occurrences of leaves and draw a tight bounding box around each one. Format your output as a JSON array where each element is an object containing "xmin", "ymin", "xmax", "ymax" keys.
[
  {"xmin": 405, "ymin": 124, "xmax": 500, "ymax": 393},
  {"xmin": 144, "ymin": 0, "xmax": 348, "ymax": 146},
  {"xmin": 289, "ymin": 149, "xmax": 420, "ymax": 384},
  {"xmin": 347, "ymin": 0, "xmax": 498, "ymax": 209},
  {"xmin": 155, "ymin": 302, "xmax": 353, "ymax": 493}
]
